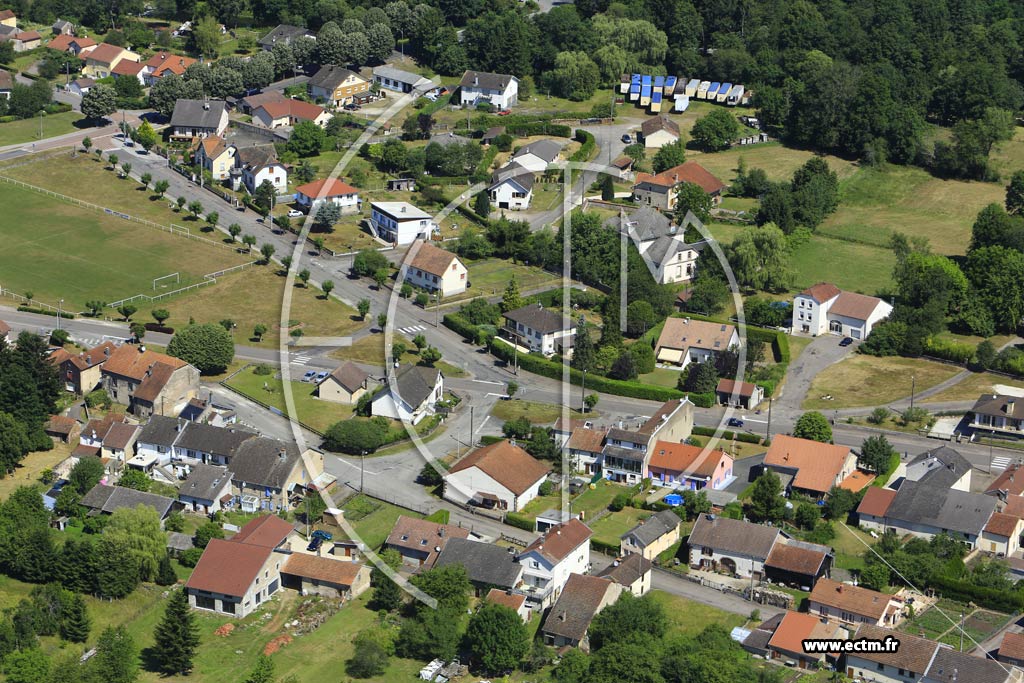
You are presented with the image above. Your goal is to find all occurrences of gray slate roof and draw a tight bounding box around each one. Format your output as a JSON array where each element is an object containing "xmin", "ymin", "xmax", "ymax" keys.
[
  {"xmin": 236, "ymin": 144, "xmax": 279, "ymax": 171},
  {"xmin": 885, "ymin": 480, "xmax": 996, "ymax": 538},
  {"xmin": 688, "ymin": 513, "xmax": 779, "ymax": 561},
  {"xmin": 622, "ymin": 509, "xmax": 680, "ymax": 547},
  {"xmin": 926, "ymin": 645, "xmax": 1014, "ymax": 683},
  {"xmin": 137, "ymin": 415, "xmax": 181, "ymax": 448},
  {"xmin": 433, "ymin": 538, "xmax": 522, "ymax": 589},
  {"xmin": 80, "ymin": 484, "xmax": 175, "ymax": 519},
  {"xmin": 513, "ymin": 139, "xmax": 561, "ymax": 164},
  {"xmin": 258, "ymin": 24, "xmax": 314, "ymax": 47},
  {"xmin": 542, "ymin": 574, "xmax": 615, "ymax": 642},
  {"xmin": 179, "ymin": 464, "xmax": 232, "ymax": 503},
  {"xmin": 175, "ymin": 422, "xmax": 253, "ymax": 458},
  {"xmin": 228, "ymin": 437, "xmax": 301, "ymax": 489},
  {"xmin": 971, "ymin": 394, "xmax": 1023, "ymax": 420},
  {"xmin": 373, "ymin": 64, "xmax": 430, "ymax": 88},
  {"xmin": 170, "ymin": 99, "xmax": 226, "ymax": 130},
  {"xmin": 459, "ymin": 70, "xmax": 516, "ymax": 91},
  {"xmin": 906, "ymin": 445, "xmax": 971, "ymax": 489},
  {"xmin": 490, "ymin": 162, "xmax": 535, "ymax": 192},
  {"xmin": 308, "ymin": 64, "xmax": 361, "ymax": 91},
  {"xmin": 503, "ymin": 303, "xmax": 574, "ymax": 335},
  {"xmin": 167, "ymin": 531, "xmax": 195, "ymax": 552},
  {"xmin": 375, "ymin": 364, "xmax": 441, "ymax": 410}
]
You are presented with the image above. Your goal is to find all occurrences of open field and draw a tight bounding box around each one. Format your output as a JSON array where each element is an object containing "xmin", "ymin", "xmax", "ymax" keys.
[
  {"xmin": 803, "ymin": 354, "xmax": 962, "ymax": 410},
  {"xmin": 460, "ymin": 258, "xmax": 563, "ymax": 301},
  {"xmin": 989, "ymin": 127, "xmax": 1024, "ymax": 178},
  {"xmin": 590, "ymin": 506, "xmax": 650, "ymax": 546},
  {"xmin": 921, "ymin": 371, "xmax": 1024, "ymax": 404},
  {"xmin": 159, "ymin": 267, "xmax": 365, "ymax": 349},
  {"xmin": 819, "ymin": 165, "xmax": 1003, "ymax": 256},
  {"xmin": 649, "ymin": 590, "xmax": 746, "ymax": 637},
  {"xmin": 0, "ymin": 442, "xmax": 72, "ymax": 501},
  {"xmin": 0, "ymin": 111, "xmax": 86, "ymax": 146},
  {"xmin": 790, "ymin": 235, "xmax": 895, "ymax": 295},
  {"xmin": 692, "ymin": 143, "xmax": 858, "ymax": 185},
  {"xmin": 0, "ymin": 183, "xmax": 248, "ymax": 310},
  {"xmin": 491, "ymin": 399, "xmax": 591, "ymax": 424},
  {"xmin": 224, "ymin": 365, "xmax": 353, "ymax": 433}
]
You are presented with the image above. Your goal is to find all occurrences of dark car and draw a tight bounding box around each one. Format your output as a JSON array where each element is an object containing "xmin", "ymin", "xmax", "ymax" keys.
[
  {"xmin": 306, "ymin": 536, "xmax": 324, "ymax": 552},
  {"xmin": 839, "ymin": 337, "xmax": 854, "ymax": 347},
  {"xmin": 621, "ymin": 134, "xmax": 632, "ymax": 143},
  {"xmin": 727, "ymin": 417, "xmax": 744, "ymax": 428},
  {"xmin": 311, "ymin": 530, "xmax": 333, "ymax": 542}
]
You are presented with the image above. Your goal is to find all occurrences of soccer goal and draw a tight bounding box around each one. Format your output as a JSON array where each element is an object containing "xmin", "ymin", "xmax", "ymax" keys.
[{"xmin": 153, "ymin": 272, "xmax": 181, "ymax": 290}]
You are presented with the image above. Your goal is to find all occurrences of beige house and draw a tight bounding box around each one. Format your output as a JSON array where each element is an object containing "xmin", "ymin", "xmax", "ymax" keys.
[
  {"xmin": 307, "ymin": 65, "xmax": 369, "ymax": 107},
  {"xmin": 764, "ymin": 435, "xmax": 859, "ymax": 499},
  {"xmin": 229, "ymin": 439, "xmax": 327, "ymax": 513},
  {"xmin": 0, "ymin": 9, "xmax": 16, "ymax": 27},
  {"xmin": 632, "ymin": 161, "xmax": 726, "ymax": 211},
  {"xmin": 100, "ymin": 344, "xmax": 199, "ymax": 417},
  {"xmin": 541, "ymin": 574, "xmax": 621, "ymax": 651},
  {"xmin": 808, "ymin": 578, "xmax": 903, "ymax": 627},
  {"xmin": 280, "ymin": 554, "xmax": 371, "ymax": 599},
  {"xmin": 82, "ymin": 43, "xmax": 139, "ymax": 79},
  {"xmin": 194, "ymin": 136, "xmax": 236, "ymax": 180},
  {"xmin": 620, "ymin": 509, "xmax": 681, "ymax": 560},
  {"xmin": 54, "ymin": 340, "xmax": 118, "ymax": 394},
  {"xmin": 982, "ymin": 512, "xmax": 1023, "ymax": 555},
  {"xmin": 405, "ymin": 241, "xmax": 468, "ymax": 297},
  {"xmin": 639, "ymin": 115, "xmax": 680, "ymax": 149},
  {"xmin": 654, "ymin": 317, "xmax": 739, "ymax": 370},
  {"xmin": 596, "ymin": 554, "xmax": 653, "ymax": 596},
  {"xmin": 252, "ymin": 99, "xmax": 331, "ymax": 129},
  {"xmin": 316, "ymin": 362, "xmax": 369, "ymax": 405}
]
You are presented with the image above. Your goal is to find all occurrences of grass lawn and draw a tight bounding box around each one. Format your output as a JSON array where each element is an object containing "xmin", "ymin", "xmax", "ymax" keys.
[
  {"xmin": 0, "ymin": 182, "xmax": 249, "ymax": 311},
  {"xmin": 687, "ymin": 434, "xmax": 766, "ymax": 460},
  {"xmin": 160, "ymin": 267, "xmax": 365, "ymax": 349},
  {"xmin": 639, "ymin": 367, "xmax": 683, "ymax": 389},
  {"xmin": 340, "ymin": 494, "xmax": 423, "ymax": 550},
  {"xmin": 0, "ymin": 111, "xmax": 86, "ymax": 146},
  {"xmin": 491, "ymin": 399, "xmax": 591, "ymax": 424},
  {"xmin": 819, "ymin": 165, "xmax": 1002, "ymax": 256},
  {"xmin": 922, "ymin": 371, "xmax": 1024, "ymax": 404},
  {"xmin": 648, "ymin": 589, "xmax": 746, "ymax": 637},
  {"xmin": 458, "ymin": 258, "xmax": 563, "ymax": 302},
  {"xmin": 803, "ymin": 354, "xmax": 962, "ymax": 410},
  {"xmin": 0, "ymin": 442, "xmax": 72, "ymax": 501},
  {"xmin": 224, "ymin": 365, "xmax": 353, "ymax": 433},
  {"xmin": 589, "ymin": 506, "xmax": 650, "ymax": 546},
  {"xmin": 691, "ymin": 142, "xmax": 858, "ymax": 186},
  {"xmin": 520, "ymin": 493, "xmax": 567, "ymax": 520},
  {"xmin": 531, "ymin": 178, "xmax": 564, "ymax": 212},
  {"xmin": 789, "ymin": 235, "xmax": 895, "ymax": 295},
  {"xmin": 573, "ymin": 481, "xmax": 623, "ymax": 518},
  {"xmin": 787, "ymin": 335, "xmax": 813, "ymax": 363},
  {"xmin": 328, "ymin": 334, "xmax": 465, "ymax": 378}
]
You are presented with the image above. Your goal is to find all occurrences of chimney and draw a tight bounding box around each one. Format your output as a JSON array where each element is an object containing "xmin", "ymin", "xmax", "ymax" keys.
[
  {"xmin": 684, "ymin": 317, "xmax": 690, "ymax": 324},
  {"xmin": 203, "ymin": 102, "xmax": 210, "ymax": 110},
  {"xmin": 278, "ymin": 448, "xmax": 287, "ymax": 460},
  {"xmin": 439, "ymin": 527, "xmax": 445, "ymax": 538},
  {"xmin": 672, "ymin": 173, "xmax": 679, "ymax": 182},
  {"xmin": 474, "ymin": 76, "xmax": 479, "ymax": 86},
  {"xmin": 104, "ymin": 347, "xmax": 110, "ymax": 357},
  {"xmin": 139, "ymin": 345, "xmax": 146, "ymax": 353},
  {"xmin": 401, "ymin": 206, "xmax": 406, "ymax": 213},
  {"xmin": 558, "ymin": 611, "xmax": 567, "ymax": 622},
  {"xmin": 1009, "ymin": 399, "xmax": 1016, "ymax": 415}
]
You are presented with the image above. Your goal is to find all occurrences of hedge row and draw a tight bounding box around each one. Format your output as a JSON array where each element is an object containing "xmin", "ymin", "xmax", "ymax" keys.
[
  {"xmin": 480, "ymin": 435, "xmax": 503, "ymax": 445},
  {"xmin": 923, "ymin": 336, "xmax": 973, "ymax": 364},
  {"xmin": 489, "ymin": 338, "xmax": 684, "ymax": 401},
  {"xmin": 507, "ymin": 122, "xmax": 572, "ymax": 138},
  {"xmin": 443, "ymin": 313, "xmax": 483, "ymax": 342},
  {"xmin": 505, "ymin": 512, "xmax": 535, "ymax": 532},
  {"xmin": 686, "ymin": 392, "xmax": 715, "ymax": 408},
  {"xmin": 569, "ymin": 129, "xmax": 596, "ymax": 163},
  {"xmin": 692, "ymin": 425, "xmax": 762, "ymax": 444},
  {"xmin": 591, "ymin": 538, "xmax": 620, "ymax": 555},
  {"xmin": 17, "ymin": 306, "xmax": 76, "ymax": 320},
  {"xmin": 928, "ymin": 575, "xmax": 1024, "ymax": 613},
  {"xmin": 143, "ymin": 323, "xmax": 174, "ymax": 334}
]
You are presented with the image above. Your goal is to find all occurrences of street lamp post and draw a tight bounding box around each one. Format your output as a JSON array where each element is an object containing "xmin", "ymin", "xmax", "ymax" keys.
[
  {"xmin": 910, "ymin": 375, "xmax": 916, "ymax": 411},
  {"xmin": 56, "ymin": 299, "xmax": 63, "ymax": 331},
  {"xmin": 581, "ymin": 369, "xmax": 587, "ymax": 412},
  {"xmin": 360, "ymin": 450, "xmax": 366, "ymax": 492}
]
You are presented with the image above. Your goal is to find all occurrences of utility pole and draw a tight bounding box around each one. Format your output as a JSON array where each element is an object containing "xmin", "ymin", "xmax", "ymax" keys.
[
  {"xmin": 360, "ymin": 450, "xmax": 365, "ymax": 492},
  {"xmin": 959, "ymin": 608, "xmax": 965, "ymax": 652},
  {"xmin": 56, "ymin": 299, "xmax": 63, "ymax": 331},
  {"xmin": 581, "ymin": 369, "xmax": 587, "ymax": 412},
  {"xmin": 470, "ymin": 406, "xmax": 474, "ymax": 448},
  {"xmin": 766, "ymin": 396, "xmax": 773, "ymax": 440},
  {"xmin": 910, "ymin": 375, "xmax": 916, "ymax": 411}
]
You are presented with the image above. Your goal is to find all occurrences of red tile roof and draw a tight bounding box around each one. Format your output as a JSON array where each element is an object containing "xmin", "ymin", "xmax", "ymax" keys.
[
  {"xmin": 765, "ymin": 542, "xmax": 828, "ymax": 577},
  {"xmin": 85, "ymin": 43, "xmax": 126, "ymax": 65},
  {"xmin": 47, "ymin": 34, "xmax": 75, "ymax": 51},
  {"xmin": 985, "ymin": 512, "xmax": 1020, "ymax": 538},
  {"xmin": 144, "ymin": 52, "xmax": 196, "ymax": 76},
  {"xmin": 716, "ymin": 378, "xmax": 759, "ymax": 397},
  {"xmin": 648, "ymin": 440, "xmax": 731, "ymax": 479},
  {"xmin": 1000, "ymin": 631, "xmax": 1024, "ymax": 661},
  {"xmin": 112, "ymin": 59, "xmax": 143, "ymax": 76},
  {"xmin": 857, "ymin": 487, "xmax": 896, "ymax": 518},
  {"xmin": 634, "ymin": 161, "xmax": 726, "ymax": 195},
  {"xmin": 64, "ymin": 340, "xmax": 118, "ymax": 371},
  {"xmin": 764, "ymin": 435, "xmax": 852, "ymax": 495},
  {"xmin": 230, "ymin": 514, "xmax": 294, "ymax": 548},
  {"xmin": 46, "ymin": 415, "xmax": 78, "ymax": 435},
  {"xmin": 1004, "ymin": 495, "xmax": 1024, "ymax": 519},
  {"xmin": 448, "ymin": 440, "xmax": 551, "ymax": 495},
  {"xmin": 70, "ymin": 37, "xmax": 96, "ymax": 50},
  {"xmin": 768, "ymin": 611, "xmax": 839, "ymax": 658},
  {"xmin": 838, "ymin": 470, "xmax": 874, "ymax": 491},
  {"xmin": 408, "ymin": 242, "xmax": 460, "ymax": 277},
  {"xmin": 828, "ymin": 291, "xmax": 886, "ymax": 322},
  {"xmin": 799, "ymin": 282, "xmax": 841, "ymax": 304},
  {"xmin": 294, "ymin": 177, "xmax": 359, "ymax": 199},
  {"xmin": 809, "ymin": 578, "xmax": 893, "ymax": 621},
  {"xmin": 384, "ymin": 515, "xmax": 469, "ymax": 566},
  {"xmin": 256, "ymin": 98, "xmax": 326, "ymax": 122},
  {"xmin": 282, "ymin": 554, "xmax": 364, "ymax": 586},
  {"xmin": 520, "ymin": 519, "xmax": 592, "ymax": 564},
  {"xmin": 15, "ymin": 30, "xmax": 40, "ymax": 41},
  {"xmin": 101, "ymin": 343, "xmax": 188, "ymax": 381},
  {"xmin": 0, "ymin": 9, "xmax": 15, "ymax": 20},
  {"xmin": 987, "ymin": 464, "xmax": 1024, "ymax": 497},
  {"xmin": 566, "ymin": 426, "xmax": 607, "ymax": 454},
  {"xmin": 485, "ymin": 588, "xmax": 525, "ymax": 612},
  {"xmin": 185, "ymin": 538, "xmax": 274, "ymax": 597}
]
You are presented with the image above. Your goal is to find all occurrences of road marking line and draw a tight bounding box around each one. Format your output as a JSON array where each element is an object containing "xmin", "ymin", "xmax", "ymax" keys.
[
  {"xmin": 471, "ymin": 379, "xmax": 505, "ymax": 386},
  {"xmin": 475, "ymin": 415, "xmax": 492, "ymax": 434}
]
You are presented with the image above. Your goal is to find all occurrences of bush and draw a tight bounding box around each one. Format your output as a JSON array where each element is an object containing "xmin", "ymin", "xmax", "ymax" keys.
[
  {"xmin": 143, "ymin": 323, "xmax": 173, "ymax": 334},
  {"xmin": 442, "ymin": 313, "xmax": 485, "ymax": 343},
  {"xmin": 505, "ymin": 512, "xmax": 535, "ymax": 531},
  {"xmin": 253, "ymin": 363, "xmax": 273, "ymax": 375},
  {"xmin": 539, "ymin": 480, "xmax": 555, "ymax": 496},
  {"xmin": 609, "ymin": 493, "xmax": 631, "ymax": 512},
  {"xmin": 923, "ymin": 337, "xmax": 973, "ymax": 364},
  {"xmin": 178, "ymin": 547, "xmax": 204, "ymax": 568},
  {"xmin": 684, "ymin": 392, "xmax": 715, "ymax": 408},
  {"xmin": 17, "ymin": 306, "xmax": 75, "ymax": 319},
  {"xmin": 84, "ymin": 389, "xmax": 111, "ymax": 409},
  {"xmin": 506, "ymin": 122, "xmax": 572, "ymax": 138}
]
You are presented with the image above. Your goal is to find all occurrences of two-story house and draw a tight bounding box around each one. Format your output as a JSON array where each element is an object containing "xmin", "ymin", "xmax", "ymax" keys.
[
  {"xmin": 510, "ymin": 140, "xmax": 561, "ymax": 173},
  {"xmin": 646, "ymin": 441, "xmax": 734, "ymax": 491},
  {"xmin": 372, "ymin": 64, "xmax": 431, "ymax": 93},
  {"xmin": 178, "ymin": 463, "xmax": 233, "ymax": 514},
  {"xmin": 501, "ymin": 303, "xmax": 577, "ymax": 356},
  {"xmin": 620, "ymin": 509, "xmax": 681, "ymax": 560},
  {"xmin": 808, "ymin": 578, "xmax": 903, "ymax": 628},
  {"xmin": 384, "ymin": 515, "xmax": 470, "ymax": 568},
  {"xmin": 307, "ymin": 65, "xmax": 369, "ymax": 107},
  {"xmin": 405, "ymin": 241, "xmax": 468, "ymax": 298},
  {"xmin": 99, "ymin": 344, "xmax": 199, "ymax": 418},
  {"xmin": 612, "ymin": 207, "xmax": 704, "ymax": 285},
  {"xmin": 369, "ymin": 201, "xmax": 437, "ymax": 245},
  {"xmin": 294, "ymin": 178, "xmax": 361, "ymax": 215},
  {"xmin": 459, "ymin": 70, "xmax": 518, "ymax": 109},
  {"xmin": 687, "ymin": 513, "xmax": 780, "ymax": 578},
  {"xmin": 235, "ymin": 145, "xmax": 287, "ymax": 194},
  {"xmin": 488, "ymin": 163, "xmax": 534, "ymax": 210},
  {"xmin": 599, "ymin": 399, "xmax": 694, "ymax": 484},
  {"xmin": 141, "ymin": 51, "xmax": 196, "ymax": 86},
  {"xmin": 228, "ymin": 438, "xmax": 327, "ymax": 513},
  {"xmin": 170, "ymin": 99, "xmax": 229, "ymax": 139},
  {"xmin": 81, "ymin": 43, "xmax": 139, "ymax": 78},
  {"xmin": 316, "ymin": 362, "xmax": 369, "ymax": 405},
  {"xmin": 639, "ymin": 115, "xmax": 680, "ymax": 149},
  {"xmin": 632, "ymin": 161, "xmax": 726, "ymax": 211},
  {"xmin": 370, "ymin": 364, "xmax": 443, "ymax": 425},
  {"xmin": 55, "ymin": 340, "xmax": 117, "ymax": 394},
  {"xmin": 541, "ymin": 574, "xmax": 621, "ymax": 651},
  {"xmin": 194, "ymin": 136, "xmax": 237, "ymax": 180},
  {"xmin": 516, "ymin": 519, "xmax": 592, "ymax": 608},
  {"xmin": 763, "ymin": 435, "xmax": 860, "ymax": 500},
  {"xmin": 443, "ymin": 439, "xmax": 551, "ymax": 512},
  {"xmin": 792, "ymin": 282, "xmax": 893, "ymax": 339},
  {"xmin": 252, "ymin": 99, "xmax": 330, "ymax": 129},
  {"xmin": 654, "ymin": 317, "xmax": 739, "ymax": 370}
]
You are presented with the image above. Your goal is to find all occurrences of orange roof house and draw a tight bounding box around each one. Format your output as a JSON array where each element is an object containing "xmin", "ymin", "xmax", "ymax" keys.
[
  {"xmin": 647, "ymin": 440, "xmax": 734, "ymax": 491},
  {"xmin": 443, "ymin": 439, "xmax": 551, "ymax": 512},
  {"xmin": 764, "ymin": 434, "xmax": 858, "ymax": 498}
]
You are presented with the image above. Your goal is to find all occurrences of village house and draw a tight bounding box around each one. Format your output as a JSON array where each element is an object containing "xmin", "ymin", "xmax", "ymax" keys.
[
  {"xmin": 434, "ymin": 538, "xmax": 523, "ymax": 594},
  {"xmin": 100, "ymin": 344, "xmax": 199, "ymax": 418},
  {"xmin": 80, "ymin": 484, "xmax": 175, "ymax": 521},
  {"xmin": 654, "ymin": 317, "xmax": 739, "ymax": 370},
  {"xmin": 620, "ymin": 509, "xmax": 681, "ymax": 560},
  {"xmin": 372, "ymin": 64, "xmax": 431, "ymax": 93},
  {"xmin": 970, "ymin": 394, "xmax": 1024, "ymax": 440},
  {"xmin": 792, "ymin": 282, "xmax": 893, "ymax": 339},
  {"xmin": 369, "ymin": 201, "xmax": 437, "ymax": 245},
  {"xmin": 405, "ymin": 241, "xmax": 468, "ymax": 297},
  {"xmin": 81, "ymin": 43, "xmax": 139, "ymax": 79},
  {"xmin": 516, "ymin": 519, "xmax": 592, "ymax": 608},
  {"xmin": 166, "ymin": 420, "xmax": 253, "ymax": 468},
  {"xmin": 258, "ymin": 24, "xmax": 315, "ymax": 51},
  {"xmin": 252, "ymin": 99, "xmax": 330, "ymax": 129},
  {"xmin": 639, "ymin": 115, "xmax": 680, "ymax": 149},
  {"xmin": 501, "ymin": 303, "xmax": 577, "ymax": 356},
  {"xmin": 632, "ymin": 161, "xmax": 726, "ymax": 211},
  {"xmin": 611, "ymin": 207, "xmax": 703, "ymax": 286},
  {"xmin": 279, "ymin": 554, "xmax": 371, "ymax": 599},
  {"xmin": 228, "ymin": 439, "xmax": 328, "ymax": 513},
  {"xmin": 7, "ymin": 30, "xmax": 41, "ymax": 51},
  {"xmin": 688, "ymin": 513, "xmax": 780, "ymax": 578},
  {"xmin": 601, "ymin": 399, "xmax": 695, "ymax": 485},
  {"xmin": 178, "ymin": 463, "xmax": 233, "ymax": 514},
  {"xmin": 235, "ymin": 145, "xmax": 287, "ymax": 194},
  {"xmin": 51, "ymin": 19, "xmax": 73, "ymax": 34},
  {"xmin": 488, "ymin": 163, "xmax": 534, "ymax": 211},
  {"xmin": 610, "ymin": 155, "xmax": 634, "ymax": 179},
  {"xmin": 646, "ymin": 441, "xmax": 734, "ymax": 491},
  {"xmin": 65, "ymin": 36, "xmax": 96, "ymax": 56},
  {"xmin": 808, "ymin": 577, "xmax": 904, "ymax": 627},
  {"xmin": 0, "ymin": 9, "xmax": 14, "ymax": 27},
  {"xmin": 45, "ymin": 415, "xmax": 80, "ymax": 444},
  {"xmin": 596, "ymin": 553, "xmax": 653, "ymax": 596},
  {"xmin": 856, "ymin": 480, "xmax": 997, "ymax": 548},
  {"xmin": 55, "ymin": 340, "xmax": 117, "ymax": 394},
  {"xmin": 111, "ymin": 58, "xmax": 144, "ymax": 84},
  {"xmin": 307, "ymin": 65, "xmax": 369, "ymax": 107},
  {"xmin": 541, "ymin": 574, "xmax": 621, "ymax": 651},
  {"xmin": 169, "ymin": 99, "xmax": 229, "ymax": 139},
  {"xmin": 370, "ymin": 363, "xmax": 443, "ymax": 425},
  {"xmin": 294, "ymin": 178, "xmax": 361, "ymax": 215},
  {"xmin": 194, "ymin": 136, "xmax": 236, "ymax": 180},
  {"xmin": 443, "ymin": 439, "xmax": 551, "ymax": 512},
  {"xmin": 0, "ymin": 70, "xmax": 11, "ymax": 99},
  {"xmin": 485, "ymin": 589, "xmax": 531, "ymax": 622},
  {"xmin": 767, "ymin": 611, "xmax": 845, "ymax": 670},
  {"xmin": 141, "ymin": 52, "xmax": 196, "ymax": 86},
  {"xmin": 565, "ymin": 425, "xmax": 607, "ymax": 476},
  {"xmin": 510, "ymin": 140, "xmax": 561, "ymax": 173},
  {"xmin": 459, "ymin": 70, "xmax": 518, "ymax": 109},
  {"xmin": 998, "ymin": 632, "xmax": 1024, "ymax": 668},
  {"xmin": 186, "ymin": 514, "xmax": 294, "ymax": 617},
  {"xmin": 763, "ymin": 435, "xmax": 860, "ymax": 500},
  {"xmin": 101, "ymin": 421, "xmax": 139, "ymax": 465},
  {"xmin": 904, "ymin": 445, "xmax": 972, "ymax": 491},
  {"xmin": 66, "ymin": 78, "xmax": 95, "ymax": 97},
  {"xmin": 982, "ymin": 512, "xmax": 1023, "ymax": 556},
  {"xmin": 481, "ymin": 126, "xmax": 505, "ymax": 146},
  {"xmin": 764, "ymin": 538, "xmax": 833, "ymax": 588},
  {"xmin": 383, "ymin": 515, "xmax": 470, "ymax": 568},
  {"xmin": 715, "ymin": 378, "xmax": 765, "ymax": 410},
  {"xmin": 316, "ymin": 362, "xmax": 369, "ymax": 405}
]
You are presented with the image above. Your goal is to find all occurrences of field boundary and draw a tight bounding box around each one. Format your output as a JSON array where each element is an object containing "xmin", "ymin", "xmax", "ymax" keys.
[
  {"xmin": 0, "ymin": 174, "xmax": 240, "ymax": 251},
  {"xmin": 107, "ymin": 260, "xmax": 258, "ymax": 308}
]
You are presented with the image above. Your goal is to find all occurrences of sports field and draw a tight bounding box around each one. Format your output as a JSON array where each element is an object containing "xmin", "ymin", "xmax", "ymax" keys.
[{"xmin": 0, "ymin": 183, "xmax": 248, "ymax": 311}]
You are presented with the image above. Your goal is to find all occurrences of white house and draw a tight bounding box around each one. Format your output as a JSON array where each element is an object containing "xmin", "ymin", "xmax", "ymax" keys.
[
  {"xmin": 654, "ymin": 317, "xmax": 739, "ymax": 370},
  {"xmin": 488, "ymin": 163, "xmax": 534, "ymax": 210},
  {"xmin": 252, "ymin": 99, "xmax": 330, "ymax": 130},
  {"xmin": 169, "ymin": 99, "xmax": 229, "ymax": 139},
  {"xmin": 370, "ymin": 364, "xmax": 442, "ymax": 425},
  {"xmin": 66, "ymin": 77, "xmax": 95, "ymax": 97},
  {"xmin": 236, "ymin": 145, "xmax": 287, "ymax": 193},
  {"xmin": 640, "ymin": 115, "xmax": 680, "ymax": 149},
  {"xmin": 372, "ymin": 64, "xmax": 431, "ymax": 93},
  {"xmin": 613, "ymin": 207, "xmax": 702, "ymax": 285},
  {"xmin": 459, "ymin": 70, "xmax": 518, "ymax": 109},
  {"xmin": 687, "ymin": 513, "xmax": 780, "ymax": 579},
  {"xmin": 515, "ymin": 519, "xmax": 592, "ymax": 608},
  {"xmin": 443, "ymin": 439, "xmax": 551, "ymax": 513},
  {"xmin": 405, "ymin": 241, "xmax": 468, "ymax": 297},
  {"xmin": 792, "ymin": 282, "xmax": 893, "ymax": 339},
  {"xmin": 178, "ymin": 463, "xmax": 234, "ymax": 514},
  {"xmin": 501, "ymin": 303, "xmax": 577, "ymax": 356},
  {"xmin": 369, "ymin": 201, "xmax": 437, "ymax": 245},
  {"xmin": 294, "ymin": 178, "xmax": 361, "ymax": 215},
  {"xmin": 510, "ymin": 139, "xmax": 561, "ymax": 173}
]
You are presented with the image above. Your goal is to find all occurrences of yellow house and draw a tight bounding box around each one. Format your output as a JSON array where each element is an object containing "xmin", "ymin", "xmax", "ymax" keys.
[
  {"xmin": 194, "ymin": 136, "xmax": 236, "ymax": 180},
  {"xmin": 0, "ymin": 9, "xmax": 16, "ymax": 27},
  {"xmin": 619, "ymin": 509, "xmax": 681, "ymax": 561},
  {"xmin": 317, "ymin": 362, "xmax": 369, "ymax": 405},
  {"xmin": 82, "ymin": 43, "xmax": 140, "ymax": 79},
  {"xmin": 406, "ymin": 241, "xmax": 468, "ymax": 297},
  {"xmin": 307, "ymin": 65, "xmax": 369, "ymax": 107}
]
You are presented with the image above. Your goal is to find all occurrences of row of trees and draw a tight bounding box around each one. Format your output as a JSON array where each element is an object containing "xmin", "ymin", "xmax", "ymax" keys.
[{"xmin": 0, "ymin": 332, "xmax": 60, "ymax": 475}]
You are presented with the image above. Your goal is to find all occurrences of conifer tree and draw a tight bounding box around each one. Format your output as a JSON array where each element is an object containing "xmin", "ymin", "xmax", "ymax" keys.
[{"xmin": 152, "ymin": 589, "xmax": 200, "ymax": 675}]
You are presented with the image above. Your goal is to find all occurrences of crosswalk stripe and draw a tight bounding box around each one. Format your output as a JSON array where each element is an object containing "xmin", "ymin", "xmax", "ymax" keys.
[
  {"xmin": 991, "ymin": 457, "xmax": 1012, "ymax": 471},
  {"xmin": 399, "ymin": 325, "xmax": 426, "ymax": 334}
]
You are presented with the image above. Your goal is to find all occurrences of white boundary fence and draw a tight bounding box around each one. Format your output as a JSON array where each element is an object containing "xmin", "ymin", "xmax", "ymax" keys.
[{"xmin": 108, "ymin": 260, "xmax": 257, "ymax": 308}]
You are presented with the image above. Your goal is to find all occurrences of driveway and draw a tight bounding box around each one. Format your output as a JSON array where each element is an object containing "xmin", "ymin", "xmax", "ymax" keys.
[{"xmin": 774, "ymin": 335, "xmax": 856, "ymax": 418}]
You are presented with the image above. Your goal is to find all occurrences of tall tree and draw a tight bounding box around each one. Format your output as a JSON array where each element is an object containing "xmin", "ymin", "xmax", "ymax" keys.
[
  {"xmin": 152, "ymin": 589, "xmax": 200, "ymax": 675},
  {"xmin": 465, "ymin": 603, "xmax": 530, "ymax": 673},
  {"xmin": 793, "ymin": 411, "xmax": 833, "ymax": 443},
  {"xmin": 92, "ymin": 626, "xmax": 138, "ymax": 683}
]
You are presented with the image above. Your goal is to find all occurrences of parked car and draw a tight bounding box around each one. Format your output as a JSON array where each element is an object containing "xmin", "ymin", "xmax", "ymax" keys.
[
  {"xmin": 497, "ymin": 109, "xmax": 512, "ymax": 116},
  {"xmin": 287, "ymin": 209, "xmax": 303, "ymax": 218},
  {"xmin": 306, "ymin": 536, "xmax": 324, "ymax": 552},
  {"xmin": 311, "ymin": 530, "xmax": 333, "ymax": 542},
  {"xmin": 302, "ymin": 370, "xmax": 317, "ymax": 382},
  {"xmin": 727, "ymin": 417, "xmax": 744, "ymax": 428},
  {"xmin": 315, "ymin": 370, "xmax": 329, "ymax": 382},
  {"xmin": 621, "ymin": 134, "xmax": 632, "ymax": 143},
  {"xmin": 839, "ymin": 336, "xmax": 854, "ymax": 347}
]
